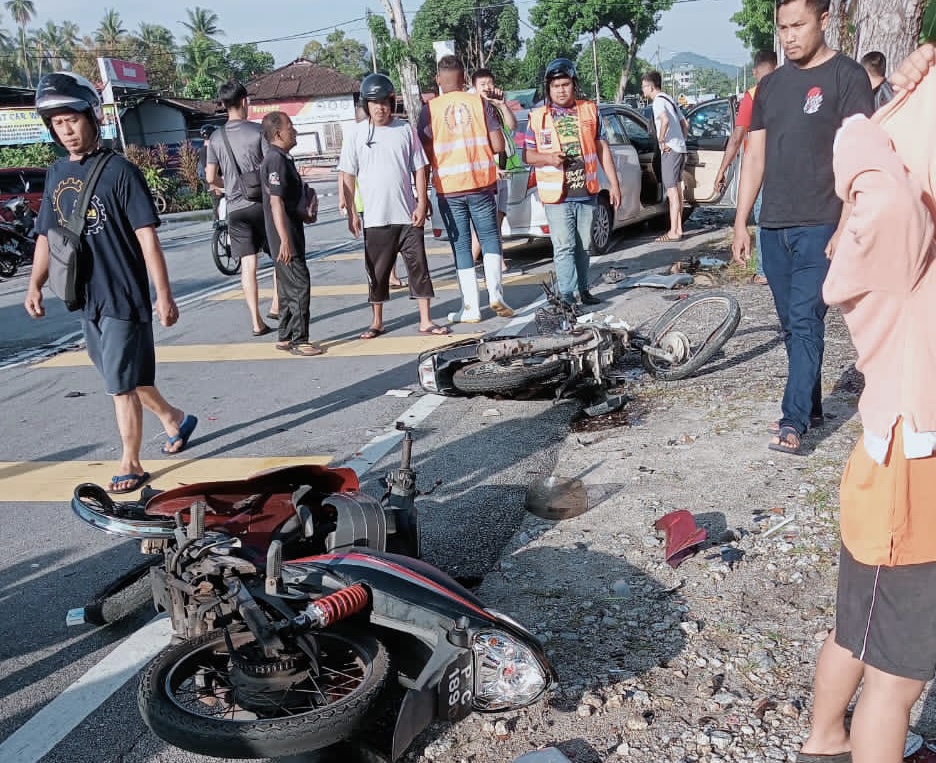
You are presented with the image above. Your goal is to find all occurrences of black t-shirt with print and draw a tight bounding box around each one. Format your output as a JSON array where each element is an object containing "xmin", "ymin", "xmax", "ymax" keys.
[
  {"xmin": 260, "ymin": 145, "xmax": 305, "ymax": 255},
  {"xmin": 36, "ymin": 150, "xmax": 159, "ymax": 322},
  {"xmin": 750, "ymin": 53, "xmax": 873, "ymax": 228}
]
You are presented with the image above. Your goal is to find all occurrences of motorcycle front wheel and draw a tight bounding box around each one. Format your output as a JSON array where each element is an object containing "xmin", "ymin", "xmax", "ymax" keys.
[
  {"xmin": 138, "ymin": 625, "xmax": 389, "ymax": 759},
  {"xmin": 212, "ymin": 226, "xmax": 241, "ymax": 276},
  {"xmin": 452, "ymin": 358, "xmax": 565, "ymax": 394},
  {"xmin": 641, "ymin": 291, "xmax": 741, "ymax": 381},
  {"xmin": 0, "ymin": 252, "xmax": 16, "ymax": 277}
]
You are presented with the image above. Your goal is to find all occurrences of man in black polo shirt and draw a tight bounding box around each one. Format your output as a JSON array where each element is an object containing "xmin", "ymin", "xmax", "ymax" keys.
[
  {"xmin": 260, "ymin": 112, "xmax": 321, "ymax": 356},
  {"xmin": 25, "ymin": 72, "xmax": 197, "ymax": 494},
  {"xmin": 731, "ymin": 0, "xmax": 873, "ymax": 456}
]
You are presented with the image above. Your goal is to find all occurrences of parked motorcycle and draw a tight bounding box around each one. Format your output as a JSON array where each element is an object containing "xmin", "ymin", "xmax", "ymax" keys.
[
  {"xmin": 418, "ymin": 278, "xmax": 741, "ymax": 398},
  {"xmin": 67, "ymin": 426, "xmax": 555, "ymax": 760},
  {"xmin": 0, "ymin": 196, "xmax": 36, "ymax": 278},
  {"xmin": 212, "ymin": 194, "xmax": 241, "ymax": 276}
]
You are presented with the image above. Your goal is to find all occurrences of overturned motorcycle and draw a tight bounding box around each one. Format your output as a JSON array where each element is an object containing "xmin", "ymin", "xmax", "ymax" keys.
[
  {"xmin": 418, "ymin": 280, "xmax": 741, "ymax": 400},
  {"xmin": 67, "ymin": 426, "xmax": 556, "ymax": 760}
]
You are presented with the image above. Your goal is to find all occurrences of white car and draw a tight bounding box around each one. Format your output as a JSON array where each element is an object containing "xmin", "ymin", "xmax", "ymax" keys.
[{"xmin": 431, "ymin": 99, "xmax": 741, "ymax": 254}]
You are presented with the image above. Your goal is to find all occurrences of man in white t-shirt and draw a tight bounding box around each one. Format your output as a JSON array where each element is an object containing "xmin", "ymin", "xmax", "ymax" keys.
[
  {"xmin": 641, "ymin": 71, "xmax": 689, "ymax": 242},
  {"xmin": 338, "ymin": 74, "xmax": 448, "ymax": 338}
]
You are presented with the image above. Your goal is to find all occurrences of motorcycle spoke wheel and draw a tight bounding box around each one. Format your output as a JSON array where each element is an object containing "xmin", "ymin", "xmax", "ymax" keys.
[
  {"xmin": 452, "ymin": 358, "xmax": 565, "ymax": 395},
  {"xmin": 212, "ymin": 227, "xmax": 241, "ymax": 276},
  {"xmin": 139, "ymin": 626, "xmax": 389, "ymax": 758},
  {"xmin": 641, "ymin": 292, "xmax": 741, "ymax": 381}
]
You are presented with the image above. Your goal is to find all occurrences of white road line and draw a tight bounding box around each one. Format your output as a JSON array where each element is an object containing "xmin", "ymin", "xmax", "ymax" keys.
[
  {"xmin": 0, "ymin": 393, "xmax": 449, "ymax": 763},
  {"xmin": 0, "ymin": 616, "xmax": 175, "ymax": 763},
  {"xmin": 341, "ymin": 393, "xmax": 447, "ymax": 477}
]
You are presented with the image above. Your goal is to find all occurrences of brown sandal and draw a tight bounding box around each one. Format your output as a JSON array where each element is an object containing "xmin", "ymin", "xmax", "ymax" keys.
[{"xmin": 289, "ymin": 342, "xmax": 323, "ymax": 356}]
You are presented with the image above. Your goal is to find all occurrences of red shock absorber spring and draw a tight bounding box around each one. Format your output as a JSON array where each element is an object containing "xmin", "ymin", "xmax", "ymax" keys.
[{"xmin": 308, "ymin": 584, "xmax": 369, "ymax": 627}]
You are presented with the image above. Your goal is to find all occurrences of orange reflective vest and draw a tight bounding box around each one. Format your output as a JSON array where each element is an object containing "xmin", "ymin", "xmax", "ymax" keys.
[
  {"xmin": 427, "ymin": 91, "xmax": 497, "ymax": 195},
  {"xmin": 528, "ymin": 100, "xmax": 600, "ymax": 204}
]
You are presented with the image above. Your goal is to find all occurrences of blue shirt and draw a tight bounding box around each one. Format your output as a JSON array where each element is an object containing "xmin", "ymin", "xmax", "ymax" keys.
[{"xmin": 37, "ymin": 151, "xmax": 159, "ymax": 322}]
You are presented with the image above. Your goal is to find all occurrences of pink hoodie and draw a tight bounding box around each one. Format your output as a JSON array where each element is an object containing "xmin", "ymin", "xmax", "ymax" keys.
[{"xmin": 823, "ymin": 70, "xmax": 936, "ymax": 440}]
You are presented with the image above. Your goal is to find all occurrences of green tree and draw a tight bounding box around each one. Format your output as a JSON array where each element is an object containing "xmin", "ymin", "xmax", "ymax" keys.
[
  {"xmin": 731, "ymin": 0, "xmax": 774, "ymax": 53},
  {"xmin": 128, "ymin": 23, "xmax": 178, "ymax": 92},
  {"xmin": 576, "ymin": 36, "xmax": 628, "ymax": 102},
  {"xmin": 96, "ymin": 8, "xmax": 127, "ymax": 50},
  {"xmin": 5, "ymin": 0, "xmax": 35, "ymax": 85},
  {"xmin": 180, "ymin": 33, "xmax": 225, "ymax": 89},
  {"xmin": 518, "ymin": 28, "xmax": 582, "ymax": 92},
  {"xmin": 409, "ymin": 0, "xmax": 521, "ymax": 89},
  {"xmin": 182, "ymin": 7, "xmax": 223, "ymax": 39},
  {"xmin": 529, "ymin": 0, "xmax": 674, "ymax": 102},
  {"xmin": 690, "ymin": 67, "xmax": 735, "ymax": 98},
  {"xmin": 302, "ymin": 30, "xmax": 370, "ymax": 80},
  {"xmin": 225, "ymin": 42, "xmax": 275, "ymax": 83}
]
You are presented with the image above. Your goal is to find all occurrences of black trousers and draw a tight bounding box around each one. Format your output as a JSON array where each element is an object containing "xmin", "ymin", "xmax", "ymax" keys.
[{"xmin": 271, "ymin": 223, "xmax": 310, "ymax": 344}]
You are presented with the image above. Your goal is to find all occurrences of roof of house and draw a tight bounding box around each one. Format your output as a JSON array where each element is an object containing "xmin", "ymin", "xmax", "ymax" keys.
[{"xmin": 246, "ymin": 59, "xmax": 360, "ymax": 101}]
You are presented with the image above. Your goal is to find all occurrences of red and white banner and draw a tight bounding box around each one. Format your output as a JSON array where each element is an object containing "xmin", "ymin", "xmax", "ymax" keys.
[{"xmin": 98, "ymin": 58, "xmax": 149, "ymax": 89}]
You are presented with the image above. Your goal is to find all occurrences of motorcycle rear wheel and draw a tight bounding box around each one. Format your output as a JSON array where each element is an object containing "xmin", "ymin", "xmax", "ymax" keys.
[
  {"xmin": 138, "ymin": 625, "xmax": 389, "ymax": 759},
  {"xmin": 82, "ymin": 556, "xmax": 161, "ymax": 626},
  {"xmin": 212, "ymin": 226, "xmax": 241, "ymax": 276},
  {"xmin": 452, "ymin": 358, "xmax": 565, "ymax": 394},
  {"xmin": 641, "ymin": 291, "xmax": 741, "ymax": 381}
]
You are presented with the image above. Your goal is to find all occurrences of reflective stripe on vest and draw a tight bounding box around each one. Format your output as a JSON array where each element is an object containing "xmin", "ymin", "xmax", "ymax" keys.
[
  {"xmin": 529, "ymin": 100, "xmax": 600, "ymax": 204},
  {"xmin": 429, "ymin": 92, "xmax": 497, "ymax": 194}
]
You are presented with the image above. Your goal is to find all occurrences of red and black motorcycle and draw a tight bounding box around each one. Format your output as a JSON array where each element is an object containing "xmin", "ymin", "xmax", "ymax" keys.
[
  {"xmin": 68, "ymin": 426, "xmax": 556, "ymax": 760},
  {"xmin": 0, "ymin": 196, "xmax": 36, "ymax": 278}
]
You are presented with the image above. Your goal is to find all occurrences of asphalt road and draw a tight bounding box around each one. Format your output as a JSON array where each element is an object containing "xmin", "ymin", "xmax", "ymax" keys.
[{"xmin": 0, "ymin": 188, "xmax": 580, "ymax": 763}]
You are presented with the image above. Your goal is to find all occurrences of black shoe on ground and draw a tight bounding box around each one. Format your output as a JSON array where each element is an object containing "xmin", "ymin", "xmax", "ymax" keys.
[{"xmin": 580, "ymin": 291, "xmax": 602, "ymax": 305}]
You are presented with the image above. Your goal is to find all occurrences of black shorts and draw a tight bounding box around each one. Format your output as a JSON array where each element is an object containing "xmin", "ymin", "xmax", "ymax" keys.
[
  {"xmin": 227, "ymin": 203, "xmax": 267, "ymax": 259},
  {"xmin": 835, "ymin": 544, "xmax": 936, "ymax": 680},
  {"xmin": 82, "ymin": 317, "xmax": 156, "ymax": 395},
  {"xmin": 363, "ymin": 224, "xmax": 434, "ymax": 303}
]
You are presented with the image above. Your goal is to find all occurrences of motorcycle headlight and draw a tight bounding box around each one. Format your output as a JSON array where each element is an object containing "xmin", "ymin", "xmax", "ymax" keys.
[
  {"xmin": 471, "ymin": 630, "xmax": 549, "ymax": 711},
  {"xmin": 418, "ymin": 357, "xmax": 439, "ymax": 393}
]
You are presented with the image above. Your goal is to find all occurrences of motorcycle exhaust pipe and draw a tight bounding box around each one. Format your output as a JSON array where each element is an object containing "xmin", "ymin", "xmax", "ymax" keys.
[
  {"xmin": 187, "ymin": 500, "xmax": 206, "ymax": 540},
  {"xmin": 477, "ymin": 334, "xmax": 593, "ymax": 362}
]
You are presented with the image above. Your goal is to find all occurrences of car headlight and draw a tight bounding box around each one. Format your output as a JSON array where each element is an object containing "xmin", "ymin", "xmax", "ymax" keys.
[
  {"xmin": 472, "ymin": 630, "xmax": 549, "ymax": 711},
  {"xmin": 418, "ymin": 357, "xmax": 439, "ymax": 392}
]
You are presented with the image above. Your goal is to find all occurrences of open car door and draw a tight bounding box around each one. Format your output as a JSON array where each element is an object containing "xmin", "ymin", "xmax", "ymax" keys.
[{"xmin": 682, "ymin": 98, "xmax": 738, "ymax": 207}]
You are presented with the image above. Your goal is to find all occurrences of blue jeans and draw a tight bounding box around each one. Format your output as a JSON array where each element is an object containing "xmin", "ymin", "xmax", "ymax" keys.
[
  {"xmin": 437, "ymin": 190, "xmax": 501, "ymax": 270},
  {"xmin": 760, "ymin": 224, "xmax": 835, "ymax": 434},
  {"xmin": 543, "ymin": 199, "xmax": 596, "ymax": 301},
  {"xmin": 753, "ymin": 188, "xmax": 765, "ymax": 278}
]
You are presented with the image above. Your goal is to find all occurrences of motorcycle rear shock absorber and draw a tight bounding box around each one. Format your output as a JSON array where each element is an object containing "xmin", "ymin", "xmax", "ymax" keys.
[{"xmin": 294, "ymin": 584, "xmax": 369, "ymax": 630}]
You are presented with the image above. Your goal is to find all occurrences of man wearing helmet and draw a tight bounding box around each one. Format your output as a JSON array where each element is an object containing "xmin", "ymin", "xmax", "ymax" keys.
[
  {"xmin": 24, "ymin": 72, "xmax": 197, "ymax": 495},
  {"xmin": 418, "ymin": 55, "xmax": 513, "ymax": 323},
  {"xmin": 205, "ymin": 81, "xmax": 279, "ymax": 336},
  {"xmin": 197, "ymin": 124, "xmax": 220, "ymax": 222},
  {"xmin": 524, "ymin": 58, "xmax": 621, "ymax": 306},
  {"xmin": 338, "ymin": 73, "xmax": 448, "ymax": 338}
]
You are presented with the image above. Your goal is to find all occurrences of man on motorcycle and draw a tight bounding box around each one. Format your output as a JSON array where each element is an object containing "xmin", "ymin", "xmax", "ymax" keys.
[{"xmin": 24, "ymin": 71, "xmax": 198, "ymax": 494}]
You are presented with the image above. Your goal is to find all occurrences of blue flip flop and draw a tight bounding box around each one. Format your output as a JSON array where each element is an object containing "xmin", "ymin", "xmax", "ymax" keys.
[
  {"xmin": 107, "ymin": 472, "xmax": 150, "ymax": 495},
  {"xmin": 162, "ymin": 414, "xmax": 198, "ymax": 455}
]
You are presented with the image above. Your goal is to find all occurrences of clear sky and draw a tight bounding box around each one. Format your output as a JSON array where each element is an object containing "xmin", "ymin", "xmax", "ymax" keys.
[{"xmin": 33, "ymin": 0, "xmax": 750, "ymax": 69}]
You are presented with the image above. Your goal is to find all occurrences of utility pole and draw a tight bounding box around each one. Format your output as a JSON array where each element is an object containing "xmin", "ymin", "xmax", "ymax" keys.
[
  {"xmin": 379, "ymin": 0, "xmax": 422, "ymax": 126},
  {"xmin": 475, "ymin": 0, "xmax": 483, "ymax": 70},
  {"xmin": 366, "ymin": 9, "xmax": 378, "ymax": 73},
  {"xmin": 591, "ymin": 31, "xmax": 600, "ymax": 104}
]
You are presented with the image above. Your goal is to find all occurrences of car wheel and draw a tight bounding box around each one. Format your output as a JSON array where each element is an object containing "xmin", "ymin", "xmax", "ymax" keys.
[{"xmin": 591, "ymin": 195, "xmax": 613, "ymax": 255}]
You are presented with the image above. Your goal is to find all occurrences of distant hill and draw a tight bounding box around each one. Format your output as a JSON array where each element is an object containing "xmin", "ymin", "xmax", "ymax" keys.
[{"xmin": 659, "ymin": 52, "xmax": 746, "ymax": 77}]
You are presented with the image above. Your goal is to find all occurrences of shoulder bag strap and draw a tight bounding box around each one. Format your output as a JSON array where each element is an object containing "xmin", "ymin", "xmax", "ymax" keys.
[
  {"xmin": 64, "ymin": 151, "xmax": 112, "ymax": 236},
  {"xmin": 219, "ymin": 125, "xmax": 245, "ymax": 182}
]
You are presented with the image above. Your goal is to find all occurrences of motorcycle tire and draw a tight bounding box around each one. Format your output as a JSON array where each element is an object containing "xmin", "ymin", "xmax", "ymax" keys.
[
  {"xmin": 452, "ymin": 358, "xmax": 565, "ymax": 394},
  {"xmin": 82, "ymin": 556, "xmax": 161, "ymax": 626},
  {"xmin": 641, "ymin": 291, "xmax": 741, "ymax": 381},
  {"xmin": 0, "ymin": 253, "xmax": 16, "ymax": 278},
  {"xmin": 153, "ymin": 192, "xmax": 168, "ymax": 215},
  {"xmin": 212, "ymin": 226, "xmax": 241, "ymax": 276},
  {"xmin": 138, "ymin": 625, "xmax": 389, "ymax": 759}
]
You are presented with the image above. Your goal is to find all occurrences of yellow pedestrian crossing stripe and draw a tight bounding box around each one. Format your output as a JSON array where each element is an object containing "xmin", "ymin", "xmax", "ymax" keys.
[
  {"xmin": 209, "ymin": 273, "xmax": 548, "ymax": 301},
  {"xmin": 35, "ymin": 332, "xmax": 483, "ymax": 368},
  {"xmin": 322, "ymin": 243, "xmax": 454, "ymax": 261},
  {"xmin": 0, "ymin": 456, "xmax": 332, "ymax": 503}
]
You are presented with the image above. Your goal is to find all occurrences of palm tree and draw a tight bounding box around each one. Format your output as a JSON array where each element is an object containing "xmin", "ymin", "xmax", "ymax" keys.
[
  {"xmin": 33, "ymin": 21, "xmax": 68, "ymax": 73},
  {"xmin": 136, "ymin": 22, "xmax": 175, "ymax": 50},
  {"xmin": 59, "ymin": 21, "xmax": 80, "ymax": 68},
  {"xmin": 4, "ymin": 0, "xmax": 35, "ymax": 86},
  {"xmin": 182, "ymin": 7, "xmax": 223, "ymax": 39},
  {"xmin": 180, "ymin": 33, "xmax": 225, "ymax": 81},
  {"xmin": 95, "ymin": 8, "xmax": 126, "ymax": 53}
]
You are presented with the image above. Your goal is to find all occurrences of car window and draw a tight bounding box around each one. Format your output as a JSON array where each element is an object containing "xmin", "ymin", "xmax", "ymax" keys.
[
  {"xmin": 601, "ymin": 113, "xmax": 629, "ymax": 146},
  {"xmin": 617, "ymin": 112, "xmax": 656, "ymax": 154},
  {"xmin": 688, "ymin": 101, "xmax": 733, "ymax": 141}
]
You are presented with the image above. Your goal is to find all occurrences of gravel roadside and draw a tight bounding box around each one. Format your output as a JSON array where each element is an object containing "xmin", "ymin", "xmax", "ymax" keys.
[{"xmin": 401, "ymin": 221, "xmax": 936, "ymax": 763}]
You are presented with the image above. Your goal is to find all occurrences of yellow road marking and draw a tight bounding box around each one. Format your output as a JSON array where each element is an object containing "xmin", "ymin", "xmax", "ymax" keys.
[
  {"xmin": 35, "ymin": 332, "xmax": 483, "ymax": 367},
  {"xmin": 209, "ymin": 272, "xmax": 548, "ymax": 301},
  {"xmin": 322, "ymin": 244, "xmax": 454, "ymax": 261},
  {"xmin": 0, "ymin": 456, "xmax": 332, "ymax": 503}
]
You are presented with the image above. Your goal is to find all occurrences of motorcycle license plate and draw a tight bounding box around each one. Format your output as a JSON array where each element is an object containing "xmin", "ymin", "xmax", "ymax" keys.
[{"xmin": 437, "ymin": 651, "xmax": 473, "ymax": 722}]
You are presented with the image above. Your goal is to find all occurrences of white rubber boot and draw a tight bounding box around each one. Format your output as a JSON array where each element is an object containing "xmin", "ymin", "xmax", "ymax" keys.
[
  {"xmin": 483, "ymin": 252, "xmax": 514, "ymax": 317},
  {"xmin": 447, "ymin": 268, "xmax": 482, "ymax": 323}
]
